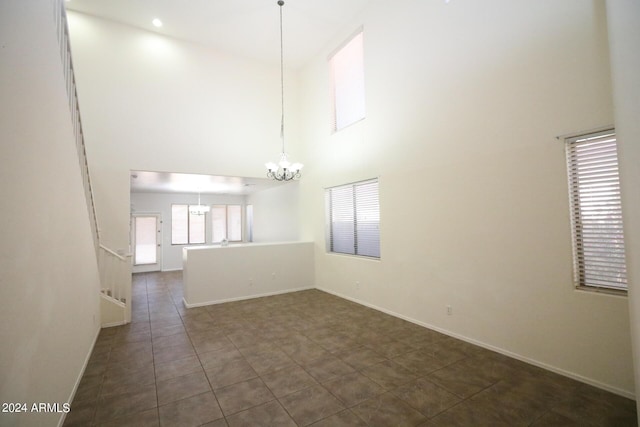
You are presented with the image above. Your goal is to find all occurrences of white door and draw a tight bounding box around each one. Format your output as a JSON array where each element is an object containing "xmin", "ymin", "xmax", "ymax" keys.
[{"xmin": 132, "ymin": 214, "xmax": 161, "ymax": 273}]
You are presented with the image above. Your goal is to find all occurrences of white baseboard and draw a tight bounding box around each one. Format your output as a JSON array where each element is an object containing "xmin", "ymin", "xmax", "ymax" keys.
[
  {"xmin": 183, "ymin": 286, "xmax": 315, "ymax": 308},
  {"xmin": 161, "ymin": 268, "xmax": 183, "ymax": 272},
  {"xmin": 316, "ymin": 286, "xmax": 635, "ymax": 400},
  {"xmin": 101, "ymin": 320, "xmax": 127, "ymax": 328},
  {"xmin": 57, "ymin": 325, "xmax": 102, "ymax": 427}
]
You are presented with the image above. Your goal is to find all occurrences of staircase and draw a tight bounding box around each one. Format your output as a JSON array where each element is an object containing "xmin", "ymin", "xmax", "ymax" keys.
[
  {"xmin": 98, "ymin": 245, "xmax": 132, "ymax": 326},
  {"xmin": 55, "ymin": 0, "xmax": 132, "ymax": 326}
]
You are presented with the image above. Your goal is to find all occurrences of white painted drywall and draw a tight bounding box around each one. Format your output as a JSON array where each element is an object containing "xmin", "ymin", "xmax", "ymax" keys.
[
  {"xmin": 246, "ymin": 181, "xmax": 300, "ymax": 243},
  {"xmin": 183, "ymin": 242, "xmax": 314, "ymax": 306},
  {"xmin": 66, "ymin": 11, "xmax": 302, "ymax": 256},
  {"xmin": 0, "ymin": 1, "xmax": 102, "ymax": 426},
  {"xmin": 606, "ymin": 0, "xmax": 640, "ymax": 413},
  {"xmin": 298, "ymin": 0, "xmax": 634, "ymax": 396},
  {"xmin": 65, "ymin": 0, "xmax": 636, "ymax": 398}
]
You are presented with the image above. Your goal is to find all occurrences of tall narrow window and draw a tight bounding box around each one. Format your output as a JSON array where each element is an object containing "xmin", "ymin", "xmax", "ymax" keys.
[
  {"xmin": 246, "ymin": 205, "xmax": 254, "ymax": 242},
  {"xmin": 565, "ymin": 129, "xmax": 627, "ymax": 292},
  {"xmin": 171, "ymin": 204, "xmax": 206, "ymax": 245},
  {"xmin": 171, "ymin": 205, "xmax": 188, "ymax": 245},
  {"xmin": 326, "ymin": 179, "xmax": 380, "ymax": 258},
  {"xmin": 212, "ymin": 205, "xmax": 243, "ymax": 243},
  {"xmin": 211, "ymin": 205, "xmax": 227, "ymax": 243},
  {"xmin": 330, "ymin": 30, "xmax": 365, "ymax": 132},
  {"xmin": 188, "ymin": 210, "xmax": 206, "ymax": 244},
  {"xmin": 227, "ymin": 205, "xmax": 243, "ymax": 241}
]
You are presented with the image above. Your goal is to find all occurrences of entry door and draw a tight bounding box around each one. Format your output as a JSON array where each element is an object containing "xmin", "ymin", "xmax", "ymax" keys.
[{"xmin": 132, "ymin": 214, "xmax": 161, "ymax": 273}]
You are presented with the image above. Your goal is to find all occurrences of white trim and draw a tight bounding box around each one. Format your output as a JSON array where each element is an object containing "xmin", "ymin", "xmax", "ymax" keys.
[
  {"xmin": 57, "ymin": 326, "xmax": 102, "ymax": 427},
  {"xmin": 132, "ymin": 213, "xmax": 163, "ymax": 273},
  {"xmin": 182, "ymin": 286, "xmax": 315, "ymax": 308},
  {"xmin": 555, "ymin": 125, "xmax": 614, "ymax": 140},
  {"xmin": 316, "ymin": 286, "xmax": 635, "ymax": 400},
  {"xmin": 101, "ymin": 320, "xmax": 128, "ymax": 328},
  {"xmin": 99, "ymin": 244, "xmax": 126, "ymax": 261},
  {"xmin": 161, "ymin": 268, "xmax": 183, "ymax": 272},
  {"xmin": 327, "ymin": 26, "xmax": 364, "ymax": 61},
  {"xmin": 100, "ymin": 292, "xmax": 126, "ymax": 308}
]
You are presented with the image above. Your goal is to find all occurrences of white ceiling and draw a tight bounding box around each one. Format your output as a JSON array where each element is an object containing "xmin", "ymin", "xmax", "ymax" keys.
[
  {"xmin": 65, "ymin": 0, "xmax": 373, "ymax": 68},
  {"xmin": 130, "ymin": 171, "xmax": 288, "ymax": 195}
]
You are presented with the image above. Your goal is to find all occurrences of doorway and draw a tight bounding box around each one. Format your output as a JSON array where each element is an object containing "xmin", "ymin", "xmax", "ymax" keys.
[{"xmin": 132, "ymin": 213, "xmax": 162, "ymax": 273}]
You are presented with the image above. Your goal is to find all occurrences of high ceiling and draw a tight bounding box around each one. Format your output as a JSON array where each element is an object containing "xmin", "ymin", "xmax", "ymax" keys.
[
  {"xmin": 68, "ymin": 1, "xmax": 352, "ymax": 194},
  {"xmin": 65, "ymin": 0, "xmax": 373, "ymax": 68}
]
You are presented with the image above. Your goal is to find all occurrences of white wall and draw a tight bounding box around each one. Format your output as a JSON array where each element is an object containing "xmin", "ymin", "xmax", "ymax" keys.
[
  {"xmin": 183, "ymin": 242, "xmax": 314, "ymax": 306},
  {"xmin": 0, "ymin": 1, "xmax": 102, "ymax": 426},
  {"xmin": 66, "ymin": 0, "xmax": 636, "ymax": 398},
  {"xmin": 298, "ymin": 0, "xmax": 634, "ymax": 396},
  {"xmin": 131, "ymin": 192, "xmax": 247, "ymax": 271},
  {"xmin": 67, "ymin": 11, "xmax": 303, "ymax": 255},
  {"xmin": 246, "ymin": 181, "xmax": 300, "ymax": 242},
  {"xmin": 606, "ymin": 0, "xmax": 640, "ymax": 414}
]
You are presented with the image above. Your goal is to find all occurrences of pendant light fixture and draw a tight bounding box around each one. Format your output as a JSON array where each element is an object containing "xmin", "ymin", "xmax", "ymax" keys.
[
  {"xmin": 265, "ymin": 0, "xmax": 303, "ymax": 181},
  {"xmin": 189, "ymin": 191, "xmax": 210, "ymax": 215}
]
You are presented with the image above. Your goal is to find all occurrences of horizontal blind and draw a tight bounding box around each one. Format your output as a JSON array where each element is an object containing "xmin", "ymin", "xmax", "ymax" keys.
[
  {"xmin": 566, "ymin": 130, "xmax": 627, "ymax": 291},
  {"xmin": 227, "ymin": 205, "xmax": 243, "ymax": 242},
  {"xmin": 326, "ymin": 179, "xmax": 379, "ymax": 258},
  {"xmin": 188, "ymin": 208, "xmax": 206, "ymax": 244},
  {"xmin": 211, "ymin": 205, "xmax": 227, "ymax": 243},
  {"xmin": 355, "ymin": 180, "xmax": 380, "ymax": 258},
  {"xmin": 171, "ymin": 204, "xmax": 188, "ymax": 245},
  {"xmin": 329, "ymin": 185, "xmax": 355, "ymax": 254}
]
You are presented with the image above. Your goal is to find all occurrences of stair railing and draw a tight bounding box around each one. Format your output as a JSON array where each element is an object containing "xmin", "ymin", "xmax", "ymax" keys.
[{"xmin": 98, "ymin": 245, "xmax": 132, "ymax": 322}]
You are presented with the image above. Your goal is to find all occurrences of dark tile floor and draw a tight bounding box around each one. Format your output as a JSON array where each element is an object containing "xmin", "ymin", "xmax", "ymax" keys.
[{"xmin": 64, "ymin": 271, "xmax": 637, "ymax": 426}]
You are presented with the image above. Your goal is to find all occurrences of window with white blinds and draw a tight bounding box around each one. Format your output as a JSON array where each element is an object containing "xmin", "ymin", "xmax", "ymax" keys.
[
  {"xmin": 326, "ymin": 179, "xmax": 380, "ymax": 258},
  {"xmin": 330, "ymin": 30, "xmax": 365, "ymax": 132},
  {"xmin": 565, "ymin": 129, "xmax": 627, "ymax": 292},
  {"xmin": 211, "ymin": 205, "xmax": 227, "ymax": 243},
  {"xmin": 171, "ymin": 204, "xmax": 206, "ymax": 245},
  {"xmin": 212, "ymin": 205, "xmax": 243, "ymax": 243}
]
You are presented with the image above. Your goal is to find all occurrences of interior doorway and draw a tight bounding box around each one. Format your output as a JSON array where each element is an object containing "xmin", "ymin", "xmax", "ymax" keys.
[{"xmin": 132, "ymin": 213, "xmax": 162, "ymax": 273}]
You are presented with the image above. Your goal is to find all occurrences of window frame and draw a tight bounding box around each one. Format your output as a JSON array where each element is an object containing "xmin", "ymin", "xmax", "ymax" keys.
[
  {"xmin": 211, "ymin": 204, "xmax": 243, "ymax": 243},
  {"xmin": 329, "ymin": 28, "xmax": 366, "ymax": 133},
  {"xmin": 564, "ymin": 128, "xmax": 627, "ymax": 295},
  {"xmin": 325, "ymin": 178, "xmax": 380, "ymax": 259},
  {"xmin": 171, "ymin": 204, "xmax": 207, "ymax": 245}
]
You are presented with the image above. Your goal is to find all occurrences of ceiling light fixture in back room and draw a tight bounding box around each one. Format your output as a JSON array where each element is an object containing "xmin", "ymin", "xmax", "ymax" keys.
[{"xmin": 265, "ymin": 0, "xmax": 303, "ymax": 181}]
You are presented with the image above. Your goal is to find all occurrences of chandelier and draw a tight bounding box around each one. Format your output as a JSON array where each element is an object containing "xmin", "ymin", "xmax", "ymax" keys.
[
  {"xmin": 265, "ymin": 0, "xmax": 303, "ymax": 181},
  {"xmin": 189, "ymin": 191, "xmax": 210, "ymax": 215}
]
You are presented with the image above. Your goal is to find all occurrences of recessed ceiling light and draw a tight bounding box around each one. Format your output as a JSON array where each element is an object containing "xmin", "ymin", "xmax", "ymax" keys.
[{"xmin": 152, "ymin": 18, "xmax": 163, "ymax": 28}]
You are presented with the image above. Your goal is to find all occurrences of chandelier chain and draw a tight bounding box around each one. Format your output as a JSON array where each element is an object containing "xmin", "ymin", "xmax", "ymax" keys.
[
  {"xmin": 279, "ymin": 0, "xmax": 285, "ymax": 153},
  {"xmin": 265, "ymin": 0, "xmax": 303, "ymax": 181}
]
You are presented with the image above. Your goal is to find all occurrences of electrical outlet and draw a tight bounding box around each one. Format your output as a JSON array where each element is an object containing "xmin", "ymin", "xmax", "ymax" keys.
[
  {"xmin": 356, "ymin": 281, "xmax": 360, "ymax": 290},
  {"xmin": 272, "ymin": 272, "xmax": 276, "ymax": 279},
  {"xmin": 249, "ymin": 278, "xmax": 253, "ymax": 287},
  {"xmin": 446, "ymin": 305, "xmax": 453, "ymax": 315}
]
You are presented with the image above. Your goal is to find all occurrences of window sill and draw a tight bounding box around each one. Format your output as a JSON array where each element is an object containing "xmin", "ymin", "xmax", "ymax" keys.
[{"xmin": 575, "ymin": 285, "xmax": 627, "ymax": 298}]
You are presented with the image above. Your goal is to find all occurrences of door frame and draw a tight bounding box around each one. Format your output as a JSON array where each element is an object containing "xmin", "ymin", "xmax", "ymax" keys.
[{"xmin": 131, "ymin": 213, "xmax": 162, "ymax": 273}]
